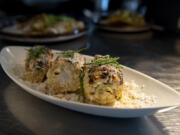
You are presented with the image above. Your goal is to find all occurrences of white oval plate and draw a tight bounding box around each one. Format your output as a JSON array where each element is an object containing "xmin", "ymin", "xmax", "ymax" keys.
[
  {"xmin": 0, "ymin": 46, "xmax": 180, "ymax": 118},
  {"xmin": 0, "ymin": 24, "xmax": 87, "ymax": 43}
]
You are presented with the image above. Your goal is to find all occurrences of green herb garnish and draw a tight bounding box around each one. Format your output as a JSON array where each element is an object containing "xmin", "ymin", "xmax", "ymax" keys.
[
  {"xmin": 84, "ymin": 55, "xmax": 123, "ymax": 69},
  {"xmin": 59, "ymin": 48, "xmax": 87, "ymax": 58},
  {"xmin": 44, "ymin": 15, "xmax": 75, "ymax": 27},
  {"xmin": 118, "ymin": 92, "xmax": 122, "ymax": 100},
  {"xmin": 131, "ymin": 95, "xmax": 135, "ymax": 99},
  {"xmin": 27, "ymin": 46, "xmax": 46, "ymax": 62},
  {"xmin": 78, "ymin": 69, "xmax": 85, "ymax": 101}
]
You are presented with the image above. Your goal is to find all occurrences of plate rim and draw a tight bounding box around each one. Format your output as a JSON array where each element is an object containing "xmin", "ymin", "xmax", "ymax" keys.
[
  {"xmin": 0, "ymin": 31, "xmax": 87, "ymax": 43},
  {"xmin": 96, "ymin": 24, "xmax": 151, "ymax": 33},
  {"xmin": 95, "ymin": 18, "xmax": 151, "ymax": 33},
  {"xmin": 0, "ymin": 24, "xmax": 88, "ymax": 42}
]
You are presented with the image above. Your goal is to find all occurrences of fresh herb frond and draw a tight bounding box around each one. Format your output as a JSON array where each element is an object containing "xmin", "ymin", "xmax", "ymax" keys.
[
  {"xmin": 61, "ymin": 50, "xmax": 75, "ymax": 58},
  {"xmin": 75, "ymin": 47, "xmax": 87, "ymax": 53},
  {"xmin": 118, "ymin": 92, "xmax": 122, "ymax": 100},
  {"xmin": 57, "ymin": 47, "xmax": 87, "ymax": 58},
  {"xmin": 27, "ymin": 46, "xmax": 46, "ymax": 62},
  {"xmin": 43, "ymin": 15, "xmax": 75, "ymax": 27},
  {"xmin": 84, "ymin": 55, "xmax": 123, "ymax": 69},
  {"xmin": 78, "ymin": 69, "xmax": 85, "ymax": 101}
]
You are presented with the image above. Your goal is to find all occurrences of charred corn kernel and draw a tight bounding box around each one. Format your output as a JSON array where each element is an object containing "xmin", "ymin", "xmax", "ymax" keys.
[
  {"xmin": 106, "ymin": 87, "xmax": 113, "ymax": 93},
  {"xmin": 94, "ymin": 75, "xmax": 99, "ymax": 79},
  {"xmin": 54, "ymin": 68, "xmax": 60, "ymax": 74},
  {"xmin": 113, "ymin": 75, "xmax": 120, "ymax": 82},
  {"xmin": 132, "ymin": 95, "xmax": 135, "ymax": 99},
  {"xmin": 95, "ymin": 71, "xmax": 102, "ymax": 76}
]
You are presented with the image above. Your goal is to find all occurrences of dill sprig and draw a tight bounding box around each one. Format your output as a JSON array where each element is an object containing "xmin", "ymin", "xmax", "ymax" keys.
[
  {"xmin": 58, "ymin": 48, "xmax": 87, "ymax": 58},
  {"xmin": 27, "ymin": 46, "xmax": 46, "ymax": 62},
  {"xmin": 84, "ymin": 55, "xmax": 123, "ymax": 69}
]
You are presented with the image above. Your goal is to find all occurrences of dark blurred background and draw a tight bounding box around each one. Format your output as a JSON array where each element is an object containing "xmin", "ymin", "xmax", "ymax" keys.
[{"xmin": 0, "ymin": 0, "xmax": 179, "ymax": 32}]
